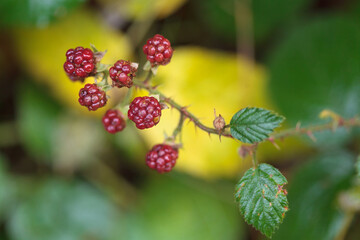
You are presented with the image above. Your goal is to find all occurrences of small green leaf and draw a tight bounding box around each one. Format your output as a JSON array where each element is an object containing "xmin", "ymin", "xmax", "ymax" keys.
[
  {"xmin": 235, "ymin": 164, "xmax": 288, "ymax": 238},
  {"xmin": 230, "ymin": 107, "xmax": 284, "ymax": 143}
]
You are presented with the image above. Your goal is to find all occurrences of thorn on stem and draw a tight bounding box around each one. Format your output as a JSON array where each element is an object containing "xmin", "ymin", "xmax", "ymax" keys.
[
  {"xmin": 307, "ymin": 130, "xmax": 317, "ymax": 142},
  {"xmin": 152, "ymin": 84, "xmax": 161, "ymax": 90},
  {"xmin": 268, "ymin": 137, "xmax": 280, "ymax": 150}
]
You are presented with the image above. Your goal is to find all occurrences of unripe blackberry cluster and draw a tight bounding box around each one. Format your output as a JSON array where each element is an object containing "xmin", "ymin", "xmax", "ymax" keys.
[
  {"xmin": 63, "ymin": 47, "xmax": 96, "ymax": 82},
  {"xmin": 128, "ymin": 96, "xmax": 162, "ymax": 130},
  {"xmin": 78, "ymin": 84, "xmax": 107, "ymax": 111},
  {"xmin": 143, "ymin": 34, "xmax": 173, "ymax": 66},
  {"xmin": 109, "ymin": 60, "xmax": 137, "ymax": 88},
  {"xmin": 102, "ymin": 109, "xmax": 126, "ymax": 134},
  {"xmin": 146, "ymin": 144, "xmax": 178, "ymax": 173},
  {"xmin": 64, "ymin": 35, "xmax": 178, "ymax": 173}
]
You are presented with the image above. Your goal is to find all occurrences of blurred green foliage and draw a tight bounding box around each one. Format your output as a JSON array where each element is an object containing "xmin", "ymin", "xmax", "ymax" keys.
[
  {"xmin": 0, "ymin": 154, "xmax": 15, "ymax": 218},
  {"xmin": 16, "ymin": 81, "xmax": 61, "ymax": 160},
  {"xmin": 268, "ymin": 15, "xmax": 360, "ymax": 146},
  {"xmin": 9, "ymin": 179, "xmax": 122, "ymax": 240},
  {"xmin": 195, "ymin": 0, "xmax": 236, "ymax": 41},
  {"xmin": 252, "ymin": 0, "xmax": 312, "ymax": 42},
  {"xmin": 273, "ymin": 151, "xmax": 355, "ymax": 240},
  {"xmin": 124, "ymin": 175, "xmax": 242, "ymax": 240},
  {"xmin": 269, "ymin": 16, "xmax": 360, "ymax": 125},
  {"xmin": 0, "ymin": 0, "xmax": 85, "ymax": 27}
]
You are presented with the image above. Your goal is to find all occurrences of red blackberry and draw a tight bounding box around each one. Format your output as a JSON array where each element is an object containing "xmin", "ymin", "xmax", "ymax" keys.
[
  {"xmin": 102, "ymin": 109, "xmax": 126, "ymax": 133},
  {"xmin": 109, "ymin": 60, "xmax": 137, "ymax": 88},
  {"xmin": 78, "ymin": 84, "xmax": 107, "ymax": 111},
  {"xmin": 63, "ymin": 47, "xmax": 96, "ymax": 82},
  {"xmin": 128, "ymin": 96, "xmax": 161, "ymax": 129},
  {"xmin": 146, "ymin": 144, "xmax": 178, "ymax": 173},
  {"xmin": 143, "ymin": 34, "xmax": 173, "ymax": 66}
]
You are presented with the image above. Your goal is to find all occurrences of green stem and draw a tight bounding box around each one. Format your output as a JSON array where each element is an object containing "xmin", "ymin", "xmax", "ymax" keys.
[
  {"xmin": 251, "ymin": 145, "xmax": 258, "ymax": 168},
  {"xmin": 172, "ymin": 113, "xmax": 185, "ymax": 139},
  {"xmin": 119, "ymin": 88, "xmax": 134, "ymax": 108},
  {"xmin": 97, "ymin": 70, "xmax": 112, "ymax": 92},
  {"xmin": 143, "ymin": 70, "xmax": 153, "ymax": 84}
]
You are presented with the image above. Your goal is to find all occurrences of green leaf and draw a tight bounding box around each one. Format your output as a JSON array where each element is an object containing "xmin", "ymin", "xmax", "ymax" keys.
[
  {"xmin": 230, "ymin": 107, "xmax": 284, "ymax": 143},
  {"xmin": 273, "ymin": 151, "xmax": 354, "ymax": 240},
  {"xmin": 235, "ymin": 163, "xmax": 289, "ymax": 238}
]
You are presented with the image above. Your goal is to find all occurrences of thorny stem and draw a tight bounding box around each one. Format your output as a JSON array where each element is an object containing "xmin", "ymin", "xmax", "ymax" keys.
[
  {"xmin": 269, "ymin": 118, "xmax": 360, "ymax": 141},
  {"xmin": 133, "ymin": 78, "xmax": 234, "ymax": 138},
  {"xmin": 133, "ymin": 78, "xmax": 360, "ymax": 145}
]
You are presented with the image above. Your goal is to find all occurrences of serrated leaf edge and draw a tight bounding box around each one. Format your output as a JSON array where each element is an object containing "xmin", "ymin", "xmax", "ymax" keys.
[{"xmin": 230, "ymin": 107, "xmax": 285, "ymax": 143}]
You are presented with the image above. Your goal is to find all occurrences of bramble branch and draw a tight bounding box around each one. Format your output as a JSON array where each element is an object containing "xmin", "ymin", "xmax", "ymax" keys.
[
  {"xmin": 132, "ymin": 78, "xmax": 234, "ymax": 138},
  {"xmin": 268, "ymin": 117, "xmax": 360, "ymax": 142},
  {"xmin": 133, "ymin": 74, "xmax": 360, "ymax": 145}
]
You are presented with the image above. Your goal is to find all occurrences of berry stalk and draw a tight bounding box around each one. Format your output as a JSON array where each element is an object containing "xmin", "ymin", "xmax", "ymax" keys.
[{"xmin": 172, "ymin": 113, "xmax": 185, "ymax": 139}]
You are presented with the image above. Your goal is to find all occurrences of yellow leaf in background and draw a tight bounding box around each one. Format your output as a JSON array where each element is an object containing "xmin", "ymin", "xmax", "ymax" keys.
[
  {"xmin": 134, "ymin": 47, "xmax": 272, "ymax": 178},
  {"xmin": 12, "ymin": 9, "xmax": 132, "ymax": 116},
  {"xmin": 97, "ymin": 0, "xmax": 187, "ymax": 20}
]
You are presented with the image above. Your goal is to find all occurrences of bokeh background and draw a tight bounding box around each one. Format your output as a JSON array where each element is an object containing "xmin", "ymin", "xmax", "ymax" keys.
[{"xmin": 1, "ymin": 0, "xmax": 360, "ymax": 239}]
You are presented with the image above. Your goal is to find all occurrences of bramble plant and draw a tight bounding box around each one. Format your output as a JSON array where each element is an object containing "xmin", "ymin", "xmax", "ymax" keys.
[{"xmin": 63, "ymin": 34, "xmax": 360, "ymax": 238}]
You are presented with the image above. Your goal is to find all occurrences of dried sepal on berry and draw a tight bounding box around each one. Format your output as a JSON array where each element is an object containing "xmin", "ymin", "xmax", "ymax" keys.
[{"xmin": 213, "ymin": 109, "xmax": 226, "ymax": 141}]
